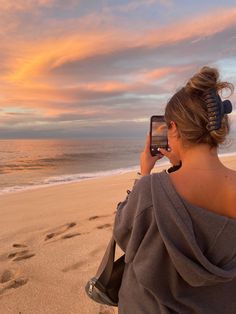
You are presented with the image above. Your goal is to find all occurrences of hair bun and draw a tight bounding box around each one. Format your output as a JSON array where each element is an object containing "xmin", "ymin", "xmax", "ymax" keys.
[
  {"xmin": 165, "ymin": 66, "xmax": 234, "ymax": 148},
  {"xmin": 185, "ymin": 66, "xmax": 219, "ymax": 94}
]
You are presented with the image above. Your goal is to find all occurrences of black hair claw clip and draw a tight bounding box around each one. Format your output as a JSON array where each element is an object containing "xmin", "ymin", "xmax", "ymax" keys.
[{"xmin": 203, "ymin": 90, "xmax": 232, "ymax": 131}]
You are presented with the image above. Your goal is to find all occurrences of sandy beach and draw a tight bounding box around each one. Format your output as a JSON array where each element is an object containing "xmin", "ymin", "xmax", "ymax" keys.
[{"xmin": 0, "ymin": 155, "xmax": 236, "ymax": 314}]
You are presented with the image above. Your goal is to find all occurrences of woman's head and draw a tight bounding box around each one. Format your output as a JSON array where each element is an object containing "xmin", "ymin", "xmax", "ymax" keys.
[{"xmin": 165, "ymin": 66, "xmax": 234, "ymax": 150}]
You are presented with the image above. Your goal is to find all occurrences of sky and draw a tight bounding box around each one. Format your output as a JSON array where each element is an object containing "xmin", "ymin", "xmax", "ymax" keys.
[{"xmin": 1, "ymin": 0, "xmax": 236, "ymax": 139}]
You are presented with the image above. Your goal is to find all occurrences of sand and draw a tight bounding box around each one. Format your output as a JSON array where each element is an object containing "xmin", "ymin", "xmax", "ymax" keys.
[{"xmin": 0, "ymin": 156, "xmax": 236, "ymax": 314}]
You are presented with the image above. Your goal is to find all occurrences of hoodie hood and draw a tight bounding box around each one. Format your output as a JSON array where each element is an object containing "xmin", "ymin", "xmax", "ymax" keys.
[{"xmin": 151, "ymin": 171, "xmax": 236, "ymax": 287}]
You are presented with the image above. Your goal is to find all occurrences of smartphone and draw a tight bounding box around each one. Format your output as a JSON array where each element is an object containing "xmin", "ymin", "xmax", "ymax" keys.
[{"xmin": 150, "ymin": 115, "xmax": 168, "ymax": 157}]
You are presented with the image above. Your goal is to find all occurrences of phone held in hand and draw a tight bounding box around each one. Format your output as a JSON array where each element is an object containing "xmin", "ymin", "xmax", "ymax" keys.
[{"xmin": 150, "ymin": 115, "xmax": 169, "ymax": 157}]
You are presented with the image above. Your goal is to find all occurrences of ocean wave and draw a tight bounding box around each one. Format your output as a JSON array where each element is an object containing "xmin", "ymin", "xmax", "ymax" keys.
[
  {"xmin": 1, "ymin": 152, "xmax": 236, "ymax": 196},
  {"xmin": 0, "ymin": 166, "xmax": 144, "ymax": 195},
  {"xmin": 0, "ymin": 158, "xmax": 172, "ymax": 196},
  {"xmin": 0, "ymin": 164, "xmax": 142, "ymax": 195},
  {"xmin": 219, "ymin": 151, "xmax": 236, "ymax": 158}
]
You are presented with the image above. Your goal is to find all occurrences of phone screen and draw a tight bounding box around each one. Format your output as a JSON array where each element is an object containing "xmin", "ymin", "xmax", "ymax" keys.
[{"xmin": 150, "ymin": 116, "xmax": 168, "ymax": 156}]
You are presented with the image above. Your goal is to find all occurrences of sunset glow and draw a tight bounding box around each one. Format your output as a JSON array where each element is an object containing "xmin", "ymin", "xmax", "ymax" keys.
[{"xmin": 1, "ymin": 0, "xmax": 236, "ymax": 138}]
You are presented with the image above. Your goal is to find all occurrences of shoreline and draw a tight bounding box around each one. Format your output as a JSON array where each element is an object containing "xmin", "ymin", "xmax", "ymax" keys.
[
  {"xmin": 0, "ymin": 155, "xmax": 236, "ymax": 313},
  {"xmin": 1, "ymin": 152, "xmax": 236, "ymax": 196}
]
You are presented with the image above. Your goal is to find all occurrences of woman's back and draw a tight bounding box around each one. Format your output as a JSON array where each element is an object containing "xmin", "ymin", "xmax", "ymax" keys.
[
  {"xmin": 170, "ymin": 165, "xmax": 236, "ymax": 219},
  {"xmin": 114, "ymin": 171, "xmax": 236, "ymax": 314}
]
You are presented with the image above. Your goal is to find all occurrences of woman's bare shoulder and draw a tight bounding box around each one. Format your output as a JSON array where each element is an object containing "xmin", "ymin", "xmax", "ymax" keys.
[{"xmin": 169, "ymin": 167, "xmax": 236, "ymax": 218}]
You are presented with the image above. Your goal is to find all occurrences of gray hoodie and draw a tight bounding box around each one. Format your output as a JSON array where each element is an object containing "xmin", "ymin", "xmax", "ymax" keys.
[{"xmin": 113, "ymin": 171, "xmax": 236, "ymax": 314}]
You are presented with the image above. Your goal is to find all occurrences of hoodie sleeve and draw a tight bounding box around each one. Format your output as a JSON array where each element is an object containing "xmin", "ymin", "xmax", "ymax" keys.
[{"xmin": 113, "ymin": 175, "xmax": 152, "ymax": 253}]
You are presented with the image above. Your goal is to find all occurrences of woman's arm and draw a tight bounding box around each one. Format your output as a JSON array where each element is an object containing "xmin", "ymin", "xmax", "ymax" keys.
[
  {"xmin": 113, "ymin": 133, "xmax": 181, "ymax": 252},
  {"xmin": 113, "ymin": 175, "xmax": 152, "ymax": 253},
  {"xmin": 140, "ymin": 133, "xmax": 181, "ymax": 173}
]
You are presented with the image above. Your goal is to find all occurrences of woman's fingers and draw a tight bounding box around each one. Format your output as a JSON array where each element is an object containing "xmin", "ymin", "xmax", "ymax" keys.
[
  {"xmin": 144, "ymin": 132, "xmax": 151, "ymax": 153},
  {"xmin": 140, "ymin": 133, "xmax": 164, "ymax": 175},
  {"xmin": 159, "ymin": 148, "xmax": 181, "ymax": 166},
  {"xmin": 158, "ymin": 148, "xmax": 170, "ymax": 158}
]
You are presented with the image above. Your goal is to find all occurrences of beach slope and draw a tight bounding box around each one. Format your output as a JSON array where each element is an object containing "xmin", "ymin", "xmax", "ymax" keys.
[{"xmin": 0, "ymin": 156, "xmax": 236, "ymax": 314}]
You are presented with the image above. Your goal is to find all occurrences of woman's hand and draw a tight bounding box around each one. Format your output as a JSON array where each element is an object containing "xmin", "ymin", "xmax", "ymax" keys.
[
  {"xmin": 158, "ymin": 148, "xmax": 181, "ymax": 166},
  {"xmin": 140, "ymin": 133, "xmax": 163, "ymax": 176}
]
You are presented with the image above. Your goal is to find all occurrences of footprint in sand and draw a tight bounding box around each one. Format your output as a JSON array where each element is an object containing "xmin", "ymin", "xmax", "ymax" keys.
[
  {"xmin": 0, "ymin": 268, "xmax": 28, "ymax": 295},
  {"xmin": 12, "ymin": 243, "xmax": 27, "ymax": 248},
  {"xmin": 8, "ymin": 249, "xmax": 35, "ymax": 262},
  {"xmin": 88, "ymin": 214, "xmax": 112, "ymax": 221},
  {"xmin": 62, "ymin": 260, "xmax": 85, "ymax": 272},
  {"xmin": 88, "ymin": 215, "xmax": 100, "ymax": 221},
  {"xmin": 61, "ymin": 232, "xmax": 81, "ymax": 239},
  {"xmin": 44, "ymin": 222, "xmax": 80, "ymax": 242},
  {"xmin": 96, "ymin": 223, "xmax": 112, "ymax": 230},
  {"xmin": 0, "ymin": 270, "xmax": 13, "ymax": 283}
]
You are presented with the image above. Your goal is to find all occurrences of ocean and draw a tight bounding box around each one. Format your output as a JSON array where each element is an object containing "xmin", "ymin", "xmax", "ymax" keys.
[{"xmin": 1, "ymin": 136, "xmax": 236, "ymax": 195}]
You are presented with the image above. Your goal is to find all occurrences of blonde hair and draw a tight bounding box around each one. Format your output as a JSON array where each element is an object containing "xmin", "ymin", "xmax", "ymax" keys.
[{"xmin": 165, "ymin": 66, "xmax": 234, "ymax": 147}]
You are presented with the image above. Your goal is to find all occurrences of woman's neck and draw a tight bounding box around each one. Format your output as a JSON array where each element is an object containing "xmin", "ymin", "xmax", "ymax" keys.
[{"xmin": 179, "ymin": 144, "xmax": 224, "ymax": 171}]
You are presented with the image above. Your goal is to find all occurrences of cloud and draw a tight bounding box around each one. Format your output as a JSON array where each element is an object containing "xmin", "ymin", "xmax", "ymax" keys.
[
  {"xmin": 0, "ymin": 0, "xmax": 72, "ymax": 12},
  {"xmin": 104, "ymin": 0, "xmax": 173, "ymax": 13},
  {"xmin": 3, "ymin": 6, "xmax": 236, "ymax": 85},
  {"xmin": 143, "ymin": 7, "xmax": 236, "ymax": 46},
  {"xmin": 1, "ymin": 3, "xmax": 236, "ymax": 137},
  {"xmin": 141, "ymin": 64, "xmax": 195, "ymax": 81}
]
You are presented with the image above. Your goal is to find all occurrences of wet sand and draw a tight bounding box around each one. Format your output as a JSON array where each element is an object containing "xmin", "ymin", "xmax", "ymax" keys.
[{"xmin": 0, "ymin": 156, "xmax": 236, "ymax": 314}]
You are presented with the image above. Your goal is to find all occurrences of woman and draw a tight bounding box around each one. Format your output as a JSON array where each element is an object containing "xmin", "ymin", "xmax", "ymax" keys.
[{"xmin": 113, "ymin": 66, "xmax": 236, "ymax": 314}]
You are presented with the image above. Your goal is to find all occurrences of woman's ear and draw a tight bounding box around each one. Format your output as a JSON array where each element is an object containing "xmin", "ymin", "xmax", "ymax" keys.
[{"xmin": 169, "ymin": 121, "xmax": 180, "ymax": 138}]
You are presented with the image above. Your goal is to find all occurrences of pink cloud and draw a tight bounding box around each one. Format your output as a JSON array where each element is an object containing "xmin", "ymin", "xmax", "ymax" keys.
[
  {"xmin": 141, "ymin": 64, "xmax": 194, "ymax": 81},
  {"xmin": 3, "ymin": 6, "xmax": 236, "ymax": 85},
  {"xmin": 0, "ymin": 0, "xmax": 61, "ymax": 12},
  {"xmin": 144, "ymin": 8, "xmax": 236, "ymax": 47},
  {"xmin": 105, "ymin": 0, "xmax": 173, "ymax": 13},
  {"xmin": 1, "ymin": 5, "xmax": 236, "ymax": 127}
]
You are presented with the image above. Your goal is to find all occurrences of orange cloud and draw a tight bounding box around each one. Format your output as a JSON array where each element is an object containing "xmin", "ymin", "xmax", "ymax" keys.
[
  {"xmin": 4, "ymin": 6, "xmax": 236, "ymax": 86},
  {"xmin": 0, "ymin": 0, "xmax": 57, "ymax": 12},
  {"xmin": 0, "ymin": 79, "xmax": 129, "ymax": 118},
  {"xmin": 144, "ymin": 8, "xmax": 236, "ymax": 47},
  {"xmin": 83, "ymin": 81, "xmax": 130, "ymax": 93},
  {"xmin": 6, "ymin": 30, "xmax": 133, "ymax": 83},
  {"xmin": 141, "ymin": 65, "xmax": 194, "ymax": 81},
  {"xmin": 1, "ymin": 5, "xmax": 236, "ymax": 128}
]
